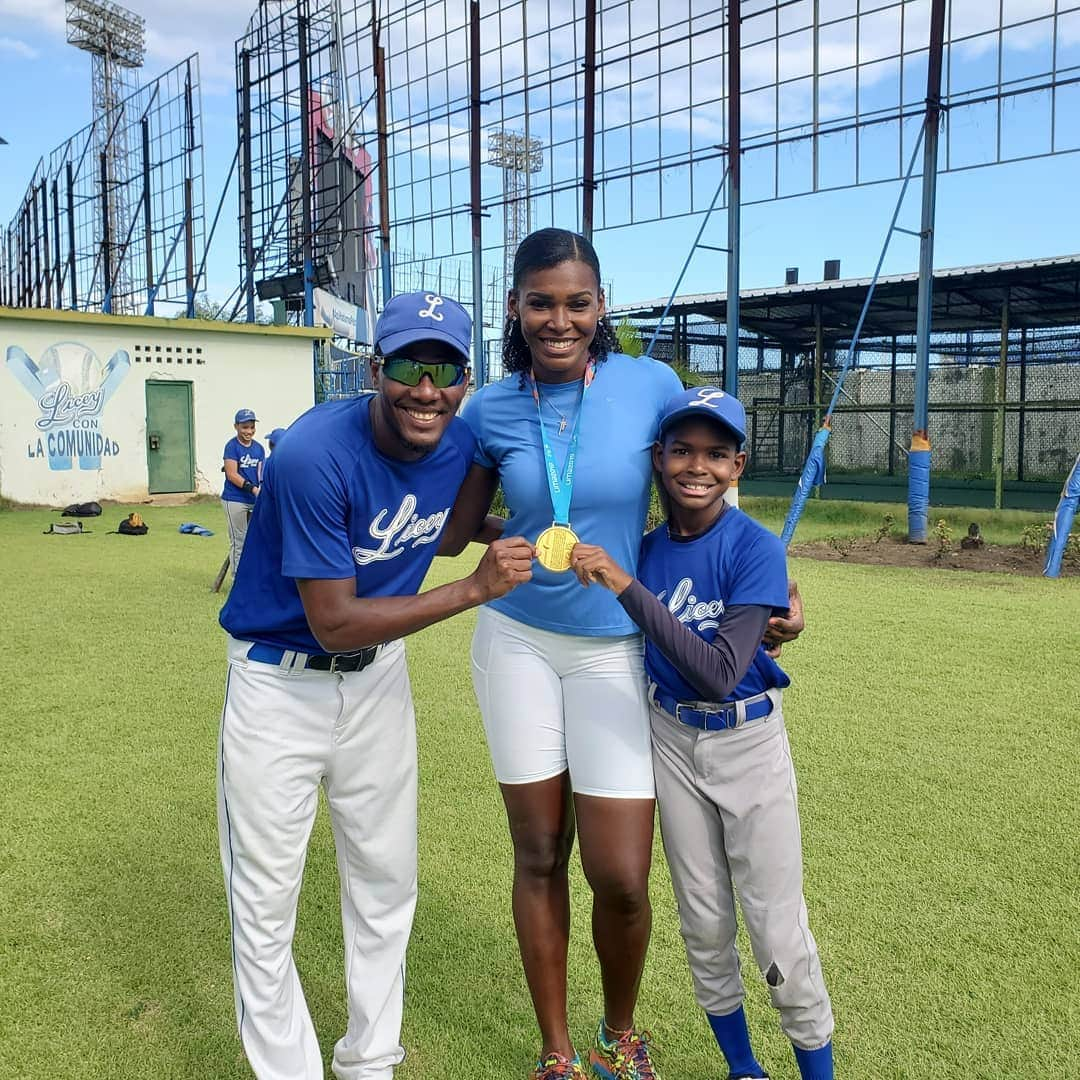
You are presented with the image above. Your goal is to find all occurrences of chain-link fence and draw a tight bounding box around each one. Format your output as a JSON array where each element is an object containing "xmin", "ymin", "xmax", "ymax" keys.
[{"xmin": 629, "ymin": 317, "xmax": 1080, "ymax": 487}]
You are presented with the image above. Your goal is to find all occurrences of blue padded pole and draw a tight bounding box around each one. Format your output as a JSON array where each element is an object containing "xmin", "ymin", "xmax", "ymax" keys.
[
  {"xmin": 781, "ymin": 426, "xmax": 830, "ymax": 545},
  {"xmin": 908, "ymin": 0, "xmax": 947, "ymax": 543},
  {"xmin": 1044, "ymin": 452, "xmax": 1080, "ymax": 578}
]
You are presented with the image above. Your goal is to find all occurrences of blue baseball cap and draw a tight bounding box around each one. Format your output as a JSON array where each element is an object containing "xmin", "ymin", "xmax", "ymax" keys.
[
  {"xmin": 267, "ymin": 427, "xmax": 287, "ymax": 446},
  {"xmin": 234, "ymin": 408, "xmax": 257, "ymax": 424},
  {"xmin": 659, "ymin": 387, "xmax": 747, "ymax": 446},
  {"xmin": 375, "ymin": 291, "xmax": 472, "ymax": 365}
]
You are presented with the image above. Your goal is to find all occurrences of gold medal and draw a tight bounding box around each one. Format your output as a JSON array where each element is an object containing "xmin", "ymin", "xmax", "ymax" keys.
[{"xmin": 535, "ymin": 524, "xmax": 579, "ymax": 572}]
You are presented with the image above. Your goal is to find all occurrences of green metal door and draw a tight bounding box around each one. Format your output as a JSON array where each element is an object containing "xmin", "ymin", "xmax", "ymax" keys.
[{"xmin": 145, "ymin": 381, "xmax": 195, "ymax": 493}]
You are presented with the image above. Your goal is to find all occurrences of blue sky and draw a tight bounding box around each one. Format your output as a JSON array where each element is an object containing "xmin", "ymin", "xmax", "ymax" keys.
[{"xmin": 1, "ymin": 0, "xmax": 1077, "ymax": 313}]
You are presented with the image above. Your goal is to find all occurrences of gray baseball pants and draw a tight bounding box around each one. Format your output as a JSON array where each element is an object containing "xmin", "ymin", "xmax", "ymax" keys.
[
  {"xmin": 650, "ymin": 689, "xmax": 834, "ymax": 1050},
  {"xmin": 222, "ymin": 499, "xmax": 252, "ymax": 576}
]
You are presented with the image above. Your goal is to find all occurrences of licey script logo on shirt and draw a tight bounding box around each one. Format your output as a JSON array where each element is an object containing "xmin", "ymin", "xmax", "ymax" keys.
[
  {"xmin": 659, "ymin": 577, "xmax": 726, "ymax": 632},
  {"xmin": 351, "ymin": 494, "xmax": 451, "ymax": 565}
]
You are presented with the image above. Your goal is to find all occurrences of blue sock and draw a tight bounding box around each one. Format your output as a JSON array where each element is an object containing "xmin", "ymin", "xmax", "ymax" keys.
[
  {"xmin": 706, "ymin": 1008, "xmax": 766, "ymax": 1078},
  {"xmin": 793, "ymin": 1040, "xmax": 834, "ymax": 1080}
]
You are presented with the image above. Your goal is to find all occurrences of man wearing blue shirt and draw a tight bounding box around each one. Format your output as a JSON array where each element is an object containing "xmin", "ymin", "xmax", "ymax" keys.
[{"xmin": 217, "ymin": 292, "xmax": 532, "ymax": 1080}]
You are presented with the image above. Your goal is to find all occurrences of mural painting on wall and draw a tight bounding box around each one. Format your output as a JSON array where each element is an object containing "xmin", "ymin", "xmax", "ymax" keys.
[{"xmin": 7, "ymin": 342, "xmax": 130, "ymax": 471}]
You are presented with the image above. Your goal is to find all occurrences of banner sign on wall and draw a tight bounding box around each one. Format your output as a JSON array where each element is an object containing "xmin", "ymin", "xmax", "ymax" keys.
[
  {"xmin": 313, "ymin": 288, "xmax": 372, "ymax": 344},
  {"xmin": 7, "ymin": 342, "xmax": 130, "ymax": 471}
]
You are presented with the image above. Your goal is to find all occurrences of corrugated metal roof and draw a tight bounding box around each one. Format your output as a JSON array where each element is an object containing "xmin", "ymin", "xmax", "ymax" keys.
[
  {"xmin": 611, "ymin": 254, "xmax": 1080, "ymax": 341},
  {"xmin": 612, "ymin": 254, "xmax": 1080, "ymax": 315}
]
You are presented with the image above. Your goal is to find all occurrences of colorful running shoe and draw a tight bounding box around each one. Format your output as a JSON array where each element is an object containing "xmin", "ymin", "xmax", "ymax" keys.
[
  {"xmin": 533, "ymin": 1051, "xmax": 588, "ymax": 1079},
  {"xmin": 588, "ymin": 1020, "xmax": 661, "ymax": 1079}
]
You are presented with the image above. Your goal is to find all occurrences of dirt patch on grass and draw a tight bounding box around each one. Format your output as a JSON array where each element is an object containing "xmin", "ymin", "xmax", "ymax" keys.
[{"xmin": 788, "ymin": 535, "xmax": 1074, "ymax": 576}]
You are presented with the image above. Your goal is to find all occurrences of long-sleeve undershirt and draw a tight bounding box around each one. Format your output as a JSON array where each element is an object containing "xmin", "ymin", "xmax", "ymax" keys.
[{"xmin": 617, "ymin": 579, "xmax": 772, "ymax": 703}]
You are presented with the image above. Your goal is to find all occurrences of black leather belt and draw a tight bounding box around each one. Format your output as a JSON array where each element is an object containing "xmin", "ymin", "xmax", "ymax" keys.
[{"xmin": 247, "ymin": 643, "xmax": 379, "ymax": 673}]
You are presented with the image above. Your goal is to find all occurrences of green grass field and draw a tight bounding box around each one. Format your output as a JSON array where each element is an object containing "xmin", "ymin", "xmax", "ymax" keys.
[{"xmin": 1, "ymin": 499, "xmax": 1078, "ymax": 1079}]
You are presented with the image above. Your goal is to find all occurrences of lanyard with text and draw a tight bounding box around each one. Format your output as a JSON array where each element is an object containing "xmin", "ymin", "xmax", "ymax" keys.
[{"xmin": 529, "ymin": 360, "xmax": 595, "ymax": 572}]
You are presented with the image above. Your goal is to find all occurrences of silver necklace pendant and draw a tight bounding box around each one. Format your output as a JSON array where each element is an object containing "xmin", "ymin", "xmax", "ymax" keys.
[{"xmin": 542, "ymin": 390, "xmax": 571, "ymax": 435}]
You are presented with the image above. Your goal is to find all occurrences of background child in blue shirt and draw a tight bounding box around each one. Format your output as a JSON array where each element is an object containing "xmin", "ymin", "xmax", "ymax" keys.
[
  {"xmin": 571, "ymin": 387, "xmax": 835, "ymax": 1080},
  {"xmin": 221, "ymin": 407, "xmax": 265, "ymax": 579}
]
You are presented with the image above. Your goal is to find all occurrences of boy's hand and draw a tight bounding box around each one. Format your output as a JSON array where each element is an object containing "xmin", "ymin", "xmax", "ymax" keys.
[
  {"xmin": 763, "ymin": 580, "xmax": 804, "ymax": 657},
  {"xmin": 570, "ymin": 543, "xmax": 633, "ymax": 595}
]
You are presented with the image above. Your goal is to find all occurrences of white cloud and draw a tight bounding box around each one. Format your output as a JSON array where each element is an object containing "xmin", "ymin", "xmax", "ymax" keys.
[
  {"xmin": 0, "ymin": 0, "xmax": 252, "ymax": 94},
  {"xmin": 0, "ymin": 0, "xmax": 66, "ymax": 34},
  {"xmin": 0, "ymin": 36, "xmax": 39, "ymax": 59},
  {"xmin": 135, "ymin": 1, "xmax": 254, "ymax": 94},
  {"xmin": 395, "ymin": 119, "xmax": 472, "ymax": 168}
]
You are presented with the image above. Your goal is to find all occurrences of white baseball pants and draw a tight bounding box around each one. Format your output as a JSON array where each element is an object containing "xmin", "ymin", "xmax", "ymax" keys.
[
  {"xmin": 650, "ymin": 691, "xmax": 834, "ymax": 1051},
  {"xmin": 218, "ymin": 636, "xmax": 418, "ymax": 1080}
]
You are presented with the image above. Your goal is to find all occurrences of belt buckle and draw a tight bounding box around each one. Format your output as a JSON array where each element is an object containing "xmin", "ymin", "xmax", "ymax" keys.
[
  {"xmin": 673, "ymin": 701, "xmax": 695, "ymax": 728},
  {"xmin": 326, "ymin": 647, "xmax": 376, "ymax": 674},
  {"xmin": 702, "ymin": 705, "xmax": 738, "ymax": 731}
]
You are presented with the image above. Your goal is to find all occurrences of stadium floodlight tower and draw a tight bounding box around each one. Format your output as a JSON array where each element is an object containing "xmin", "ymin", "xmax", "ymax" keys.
[
  {"xmin": 488, "ymin": 130, "xmax": 543, "ymax": 299},
  {"xmin": 66, "ymin": 0, "xmax": 145, "ymax": 312}
]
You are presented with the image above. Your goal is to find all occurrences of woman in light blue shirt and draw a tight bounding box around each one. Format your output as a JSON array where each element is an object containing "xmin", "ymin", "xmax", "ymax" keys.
[{"xmin": 448, "ymin": 229, "xmax": 682, "ymax": 1080}]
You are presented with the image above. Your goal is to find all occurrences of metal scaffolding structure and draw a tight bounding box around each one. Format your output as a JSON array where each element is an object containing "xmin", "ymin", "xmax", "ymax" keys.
[
  {"xmin": 65, "ymin": 0, "xmax": 146, "ymax": 312},
  {"xmin": 1, "ymin": 54, "xmax": 205, "ymax": 317},
  {"xmin": 225, "ymin": 0, "xmax": 1079, "ymax": 498},
  {"xmin": 235, "ymin": 0, "xmax": 378, "ymax": 329},
  {"xmin": 230, "ymin": 1, "xmax": 1077, "ymax": 337},
  {"xmin": 338, "ymin": 0, "xmax": 1080, "ymax": 250},
  {"xmin": 487, "ymin": 130, "xmax": 543, "ymax": 299}
]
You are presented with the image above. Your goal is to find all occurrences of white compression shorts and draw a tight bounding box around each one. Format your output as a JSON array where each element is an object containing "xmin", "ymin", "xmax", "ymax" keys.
[{"xmin": 470, "ymin": 605, "xmax": 655, "ymax": 799}]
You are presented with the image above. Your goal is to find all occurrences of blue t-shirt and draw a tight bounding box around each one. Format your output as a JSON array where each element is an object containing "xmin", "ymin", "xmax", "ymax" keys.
[
  {"xmin": 220, "ymin": 395, "xmax": 476, "ymax": 653},
  {"xmin": 222, "ymin": 437, "xmax": 265, "ymax": 504},
  {"xmin": 637, "ymin": 507, "xmax": 792, "ymax": 702},
  {"xmin": 461, "ymin": 352, "xmax": 683, "ymax": 636}
]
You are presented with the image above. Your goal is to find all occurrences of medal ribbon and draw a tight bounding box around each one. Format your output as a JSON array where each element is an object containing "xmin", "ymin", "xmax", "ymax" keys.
[{"xmin": 530, "ymin": 361, "xmax": 594, "ymax": 527}]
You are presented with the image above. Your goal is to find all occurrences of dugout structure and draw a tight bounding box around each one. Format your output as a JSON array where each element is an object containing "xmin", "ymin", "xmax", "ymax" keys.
[{"xmin": 617, "ymin": 255, "xmax": 1080, "ymax": 511}]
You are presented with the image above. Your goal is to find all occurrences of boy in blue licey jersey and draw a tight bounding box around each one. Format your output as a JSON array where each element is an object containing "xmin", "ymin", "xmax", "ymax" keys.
[{"xmin": 570, "ymin": 387, "xmax": 835, "ymax": 1080}]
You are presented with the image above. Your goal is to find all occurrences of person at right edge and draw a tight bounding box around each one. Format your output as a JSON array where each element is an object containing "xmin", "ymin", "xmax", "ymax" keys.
[{"xmin": 570, "ymin": 386, "xmax": 835, "ymax": 1080}]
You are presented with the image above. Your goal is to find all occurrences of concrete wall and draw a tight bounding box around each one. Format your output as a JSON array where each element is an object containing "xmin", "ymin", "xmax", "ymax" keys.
[{"xmin": 0, "ymin": 307, "xmax": 329, "ymax": 505}]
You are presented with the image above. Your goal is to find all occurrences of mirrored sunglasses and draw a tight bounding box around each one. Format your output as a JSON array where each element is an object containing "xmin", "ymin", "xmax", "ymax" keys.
[{"xmin": 380, "ymin": 355, "xmax": 468, "ymax": 388}]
